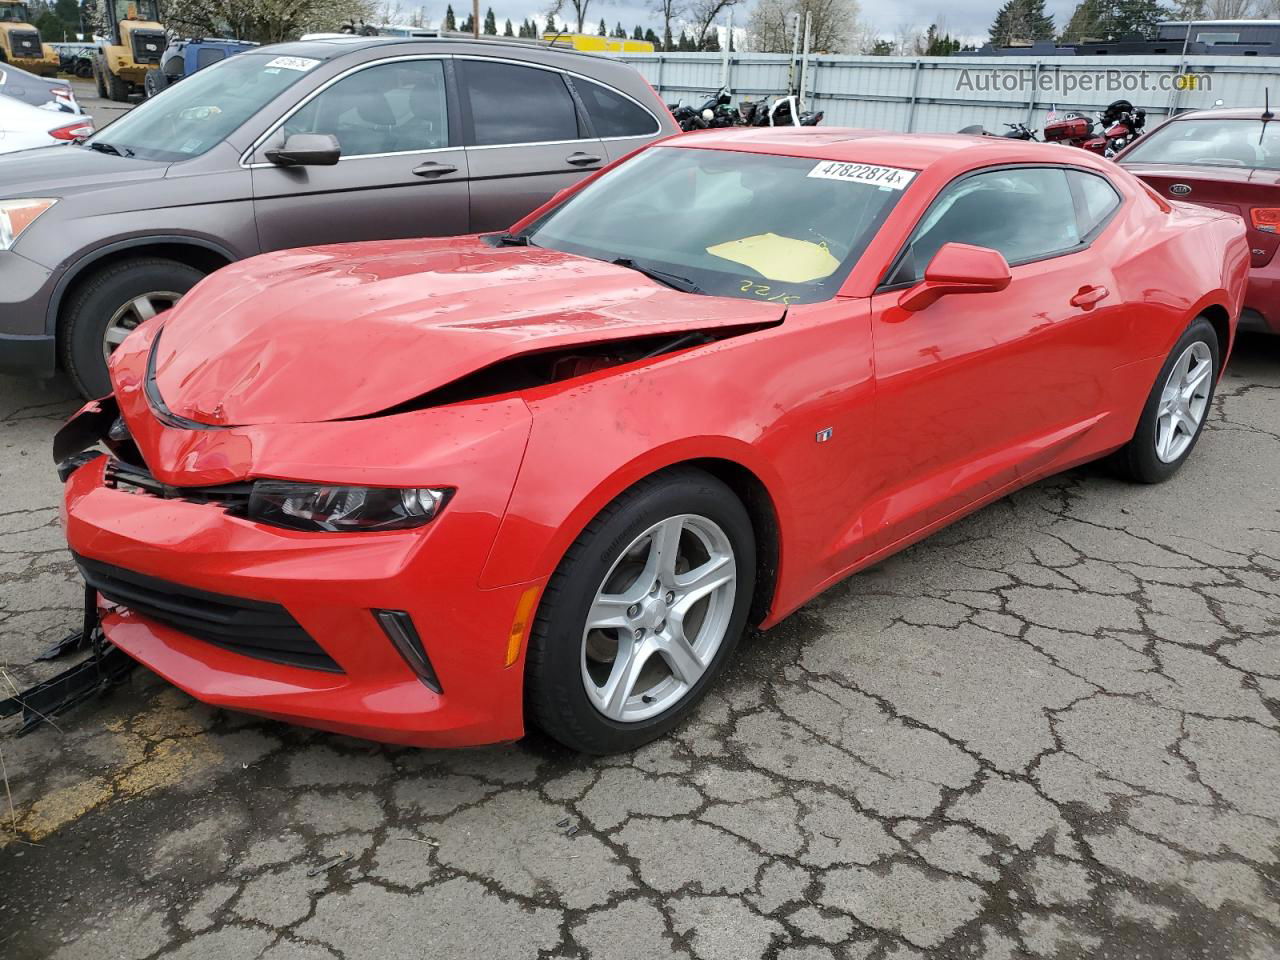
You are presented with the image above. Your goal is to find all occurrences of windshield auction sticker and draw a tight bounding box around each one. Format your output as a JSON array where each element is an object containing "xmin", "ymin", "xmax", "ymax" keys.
[
  {"xmin": 807, "ymin": 161, "xmax": 916, "ymax": 190},
  {"xmin": 264, "ymin": 56, "xmax": 321, "ymax": 72}
]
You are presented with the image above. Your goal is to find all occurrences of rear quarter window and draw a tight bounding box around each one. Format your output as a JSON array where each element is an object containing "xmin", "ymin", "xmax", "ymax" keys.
[{"xmin": 572, "ymin": 78, "xmax": 658, "ymax": 138}]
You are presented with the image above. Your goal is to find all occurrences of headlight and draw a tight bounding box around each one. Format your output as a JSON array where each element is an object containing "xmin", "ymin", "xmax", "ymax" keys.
[
  {"xmin": 247, "ymin": 482, "xmax": 450, "ymax": 532},
  {"xmin": 0, "ymin": 198, "xmax": 57, "ymax": 251}
]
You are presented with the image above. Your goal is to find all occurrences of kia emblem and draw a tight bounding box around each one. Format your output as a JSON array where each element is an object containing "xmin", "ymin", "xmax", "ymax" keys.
[{"xmin": 1170, "ymin": 183, "xmax": 1192, "ymax": 196}]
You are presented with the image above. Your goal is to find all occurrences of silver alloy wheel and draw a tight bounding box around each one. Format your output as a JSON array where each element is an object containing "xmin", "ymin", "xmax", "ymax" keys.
[
  {"xmin": 101, "ymin": 291, "xmax": 183, "ymax": 362},
  {"xmin": 581, "ymin": 513, "xmax": 737, "ymax": 723},
  {"xmin": 1155, "ymin": 340, "xmax": 1213, "ymax": 463}
]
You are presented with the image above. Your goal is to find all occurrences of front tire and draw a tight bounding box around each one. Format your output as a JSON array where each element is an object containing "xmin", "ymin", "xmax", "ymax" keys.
[
  {"xmin": 1114, "ymin": 316, "xmax": 1220, "ymax": 483},
  {"xmin": 59, "ymin": 258, "xmax": 203, "ymax": 398},
  {"xmin": 525, "ymin": 469, "xmax": 756, "ymax": 754},
  {"xmin": 143, "ymin": 68, "xmax": 167, "ymax": 98}
]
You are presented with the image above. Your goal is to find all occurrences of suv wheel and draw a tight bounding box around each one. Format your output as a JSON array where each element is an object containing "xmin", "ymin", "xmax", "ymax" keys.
[{"xmin": 60, "ymin": 258, "xmax": 203, "ymax": 398}]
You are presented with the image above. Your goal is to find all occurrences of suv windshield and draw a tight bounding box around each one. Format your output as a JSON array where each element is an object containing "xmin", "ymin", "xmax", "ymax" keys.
[
  {"xmin": 83, "ymin": 52, "xmax": 317, "ymax": 162},
  {"xmin": 1122, "ymin": 117, "xmax": 1280, "ymax": 170},
  {"xmin": 525, "ymin": 146, "xmax": 910, "ymax": 304}
]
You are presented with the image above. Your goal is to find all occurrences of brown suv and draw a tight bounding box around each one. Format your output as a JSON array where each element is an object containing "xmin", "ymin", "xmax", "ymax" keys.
[{"xmin": 0, "ymin": 36, "xmax": 677, "ymax": 396}]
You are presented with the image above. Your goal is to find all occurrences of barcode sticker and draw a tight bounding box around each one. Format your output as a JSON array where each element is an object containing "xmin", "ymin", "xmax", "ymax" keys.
[
  {"xmin": 807, "ymin": 161, "xmax": 916, "ymax": 190},
  {"xmin": 264, "ymin": 56, "xmax": 320, "ymax": 72}
]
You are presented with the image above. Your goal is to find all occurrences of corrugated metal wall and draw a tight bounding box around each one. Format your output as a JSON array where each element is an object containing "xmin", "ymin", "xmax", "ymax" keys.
[{"xmin": 614, "ymin": 52, "xmax": 1278, "ymax": 133}]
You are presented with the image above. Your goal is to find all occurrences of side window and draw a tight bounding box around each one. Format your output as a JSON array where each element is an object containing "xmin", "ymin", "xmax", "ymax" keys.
[
  {"xmin": 195, "ymin": 47, "xmax": 226, "ymax": 71},
  {"xmin": 1071, "ymin": 171, "xmax": 1122, "ymax": 236},
  {"xmin": 461, "ymin": 60, "xmax": 581, "ymax": 146},
  {"xmin": 895, "ymin": 167, "xmax": 1082, "ymax": 283},
  {"xmin": 572, "ymin": 78, "xmax": 658, "ymax": 138},
  {"xmin": 283, "ymin": 59, "xmax": 449, "ymax": 158}
]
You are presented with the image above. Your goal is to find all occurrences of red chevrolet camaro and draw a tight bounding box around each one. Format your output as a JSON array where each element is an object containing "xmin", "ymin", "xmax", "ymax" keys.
[{"xmin": 55, "ymin": 129, "xmax": 1248, "ymax": 753}]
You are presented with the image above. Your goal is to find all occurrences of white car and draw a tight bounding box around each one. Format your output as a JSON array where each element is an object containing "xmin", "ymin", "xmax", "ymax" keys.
[{"xmin": 0, "ymin": 93, "xmax": 93, "ymax": 154}]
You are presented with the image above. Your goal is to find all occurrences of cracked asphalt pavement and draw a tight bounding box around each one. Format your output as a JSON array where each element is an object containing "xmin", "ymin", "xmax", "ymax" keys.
[{"xmin": 1, "ymin": 336, "xmax": 1278, "ymax": 960}]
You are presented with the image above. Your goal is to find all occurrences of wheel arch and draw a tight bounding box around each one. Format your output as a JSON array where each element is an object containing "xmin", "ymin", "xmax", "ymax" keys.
[
  {"xmin": 488, "ymin": 442, "xmax": 787, "ymax": 629},
  {"xmin": 47, "ymin": 236, "xmax": 237, "ymax": 340},
  {"xmin": 1196, "ymin": 301, "xmax": 1232, "ymax": 372}
]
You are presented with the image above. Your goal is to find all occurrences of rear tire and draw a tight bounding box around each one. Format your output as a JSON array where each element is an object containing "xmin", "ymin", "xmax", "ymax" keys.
[
  {"xmin": 525, "ymin": 468, "xmax": 755, "ymax": 754},
  {"xmin": 1113, "ymin": 316, "xmax": 1220, "ymax": 483},
  {"xmin": 93, "ymin": 57, "xmax": 107, "ymax": 98},
  {"xmin": 143, "ymin": 68, "xmax": 166, "ymax": 98},
  {"xmin": 59, "ymin": 258, "xmax": 204, "ymax": 399}
]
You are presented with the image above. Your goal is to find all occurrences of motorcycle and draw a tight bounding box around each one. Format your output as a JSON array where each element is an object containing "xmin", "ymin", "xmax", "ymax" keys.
[
  {"xmin": 667, "ymin": 89, "xmax": 737, "ymax": 132},
  {"xmin": 957, "ymin": 122, "xmax": 1037, "ymax": 140},
  {"xmin": 1043, "ymin": 99, "xmax": 1145, "ymax": 157},
  {"xmin": 669, "ymin": 89, "xmax": 823, "ymax": 131}
]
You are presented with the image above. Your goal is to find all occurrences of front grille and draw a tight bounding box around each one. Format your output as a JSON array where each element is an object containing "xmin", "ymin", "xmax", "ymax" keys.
[
  {"xmin": 10, "ymin": 31, "xmax": 41, "ymax": 57},
  {"xmin": 76, "ymin": 554, "xmax": 342, "ymax": 673},
  {"xmin": 104, "ymin": 459, "xmax": 252, "ymax": 514},
  {"xmin": 130, "ymin": 30, "xmax": 164, "ymax": 64}
]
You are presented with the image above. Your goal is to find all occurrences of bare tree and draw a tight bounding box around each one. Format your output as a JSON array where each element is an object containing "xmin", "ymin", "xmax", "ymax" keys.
[
  {"xmin": 1206, "ymin": 0, "xmax": 1254, "ymax": 16},
  {"xmin": 650, "ymin": 0, "xmax": 685, "ymax": 49},
  {"xmin": 688, "ymin": 0, "xmax": 741, "ymax": 48},
  {"xmin": 746, "ymin": 0, "xmax": 868, "ymax": 53},
  {"xmin": 161, "ymin": 0, "xmax": 376, "ymax": 43},
  {"xmin": 546, "ymin": 0, "xmax": 592, "ymax": 33}
]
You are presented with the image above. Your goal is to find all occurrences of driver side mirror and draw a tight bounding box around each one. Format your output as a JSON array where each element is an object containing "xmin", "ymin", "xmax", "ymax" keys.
[
  {"xmin": 898, "ymin": 243, "xmax": 1011, "ymax": 312},
  {"xmin": 264, "ymin": 133, "xmax": 341, "ymax": 167}
]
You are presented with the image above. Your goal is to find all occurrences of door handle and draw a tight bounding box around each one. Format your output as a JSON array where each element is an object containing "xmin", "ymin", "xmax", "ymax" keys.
[
  {"xmin": 566, "ymin": 152, "xmax": 602, "ymax": 166},
  {"xmin": 412, "ymin": 161, "xmax": 458, "ymax": 178},
  {"xmin": 1070, "ymin": 284, "xmax": 1110, "ymax": 308}
]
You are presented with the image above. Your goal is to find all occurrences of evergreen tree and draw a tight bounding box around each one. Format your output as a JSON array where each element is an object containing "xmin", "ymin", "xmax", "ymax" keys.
[
  {"xmin": 988, "ymin": 0, "xmax": 1054, "ymax": 45},
  {"xmin": 483, "ymin": 7, "xmax": 497, "ymax": 34},
  {"xmin": 923, "ymin": 24, "xmax": 961, "ymax": 54},
  {"xmin": 444, "ymin": 4, "xmax": 456, "ymax": 31},
  {"xmin": 545, "ymin": 14, "xmax": 558, "ymax": 34},
  {"xmin": 459, "ymin": 13, "xmax": 473, "ymax": 32},
  {"xmin": 1113, "ymin": 0, "xmax": 1168, "ymax": 39},
  {"xmin": 703, "ymin": 29, "xmax": 721, "ymax": 51},
  {"xmin": 632, "ymin": 24, "xmax": 644, "ymax": 39},
  {"xmin": 1059, "ymin": 0, "xmax": 1106, "ymax": 42},
  {"xmin": 644, "ymin": 27, "xmax": 661, "ymax": 46},
  {"xmin": 870, "ymin": 38, "xmax": 896, "ymax": 54},
  {"xmin": 503, "ymin": 17, "xmax": 514, "ymax": 35},
  {"xmin": 614, "ymin": 21, "xmax": 626, "ymax": 37}
]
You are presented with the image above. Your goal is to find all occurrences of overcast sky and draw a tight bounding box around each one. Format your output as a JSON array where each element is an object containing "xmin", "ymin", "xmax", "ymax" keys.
[{"xmin": 419, "ymin": 0, "xmax": 1083, "ymax": 45}]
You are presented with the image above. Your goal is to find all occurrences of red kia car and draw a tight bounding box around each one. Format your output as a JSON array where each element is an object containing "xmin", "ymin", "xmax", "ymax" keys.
[
  {"xmin": 1118, "ymin": 107, "xmax": 1280, "ymax": 335},
  {"xmin": 55, "ymin": 130, "xmax": 1248, "ymax": 753}
]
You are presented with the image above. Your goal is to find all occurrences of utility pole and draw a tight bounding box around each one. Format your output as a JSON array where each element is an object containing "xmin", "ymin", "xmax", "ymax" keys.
[{"xmin": 473, "ymin": 0, "xmax": 480, "ymax": 37}]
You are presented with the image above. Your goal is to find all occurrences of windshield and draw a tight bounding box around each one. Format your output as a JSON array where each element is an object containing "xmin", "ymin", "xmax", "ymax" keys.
[
  {"xmin": 84, "ymin": 53, "xmax": 317, "ymax": 161},
  {"xmin": 114, "ymin": 0, "xmax": 159, "ymax": 20},
  {"xmin": 526, "ymin": 146, "xmax": 910, "ymax": 304},
  {"xmin": 1123, "ymin": 117, "xmax": 1280, "ymax": 170},
  {"xmin": 0, "ymin": 4, "xmax": 32, "ymax": 22}
]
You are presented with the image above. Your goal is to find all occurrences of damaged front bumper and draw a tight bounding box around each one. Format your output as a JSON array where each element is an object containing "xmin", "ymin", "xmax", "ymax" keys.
[{"xmin": 48, "ymin": 386, "xmax": 541, "ymax": 748}]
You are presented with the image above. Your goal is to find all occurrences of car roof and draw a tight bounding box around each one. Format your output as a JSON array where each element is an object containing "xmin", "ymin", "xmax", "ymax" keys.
[
  {"xmin": 666, "ymin": 127, "xmax": 1119, "ymax": 175},
  {"xmin": 259, "ymin": 35, "xmax": 610, "ymax": 63},
  {"xmin": 1156, "ymin": 107, "xmax": 1276, "ymax": 121}
]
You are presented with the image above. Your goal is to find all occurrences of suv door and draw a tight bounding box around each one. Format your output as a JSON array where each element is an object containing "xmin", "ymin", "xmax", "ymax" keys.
[
  {"xmin": 249, "ymin": 56, "xmax": 468, "ymax": 251},
  {"xmin": 456, "ymin": 57, "xmax": 606, "ymax": 233},
  {"xmin": 865, "ymin": 165, "xmax": 1125, "ymax": 550}
]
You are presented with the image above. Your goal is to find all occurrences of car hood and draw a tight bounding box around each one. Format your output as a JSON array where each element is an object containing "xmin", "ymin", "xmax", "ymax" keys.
[
  {"xmin": 0, "ymin": 144, "xmax": 165, "ymax": 196},
  {"xmin": 143, "ymin": 236, "xmax": 786, "ymax": 426}
]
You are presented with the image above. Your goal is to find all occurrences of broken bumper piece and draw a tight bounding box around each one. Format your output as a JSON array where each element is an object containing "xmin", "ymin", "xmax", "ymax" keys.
[{"xmin": 0, "ymin": 587, "xmax": 135, "ymax": 735}]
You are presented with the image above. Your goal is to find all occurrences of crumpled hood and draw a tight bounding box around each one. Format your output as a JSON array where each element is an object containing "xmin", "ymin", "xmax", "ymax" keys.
[{"xmin": 144, "ymin": 235, "xmax": 785, "ymax": 426}]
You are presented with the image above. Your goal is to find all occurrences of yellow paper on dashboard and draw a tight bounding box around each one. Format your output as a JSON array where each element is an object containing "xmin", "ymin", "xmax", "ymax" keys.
[{"xmin": 706, "ymin": 233, "xmax": 840, "ymax": 283}]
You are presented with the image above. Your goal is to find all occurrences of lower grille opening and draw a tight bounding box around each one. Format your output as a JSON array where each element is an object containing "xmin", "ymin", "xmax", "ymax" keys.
[{"xmin": 76, "ymin": 554, "xmax": 342, "ymax": 673}]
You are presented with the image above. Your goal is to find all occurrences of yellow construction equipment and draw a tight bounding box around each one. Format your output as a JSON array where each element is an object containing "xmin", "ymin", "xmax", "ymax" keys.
[
  {"xmin": 88, "ymin": 0, "xmax": 165, "ymax": 102},
  {"xmin": 0, "ymin": 1, "xmax": 61, "ymax": 77}
]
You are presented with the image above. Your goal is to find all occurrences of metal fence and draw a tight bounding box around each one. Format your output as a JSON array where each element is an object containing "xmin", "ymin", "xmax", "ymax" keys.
[{"xmin": 613, "ymin": 51, "xmax": 1280, "ymax": 133}]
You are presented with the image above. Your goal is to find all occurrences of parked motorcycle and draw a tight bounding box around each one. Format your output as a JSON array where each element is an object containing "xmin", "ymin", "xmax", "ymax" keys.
[
  {"xmin": 669, "ymin": 89, "xmax": 823, "ymax": 131},
  {"xmin": 1043, "ymin": 100, "xmax": 1144, "ymax": 157}
]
